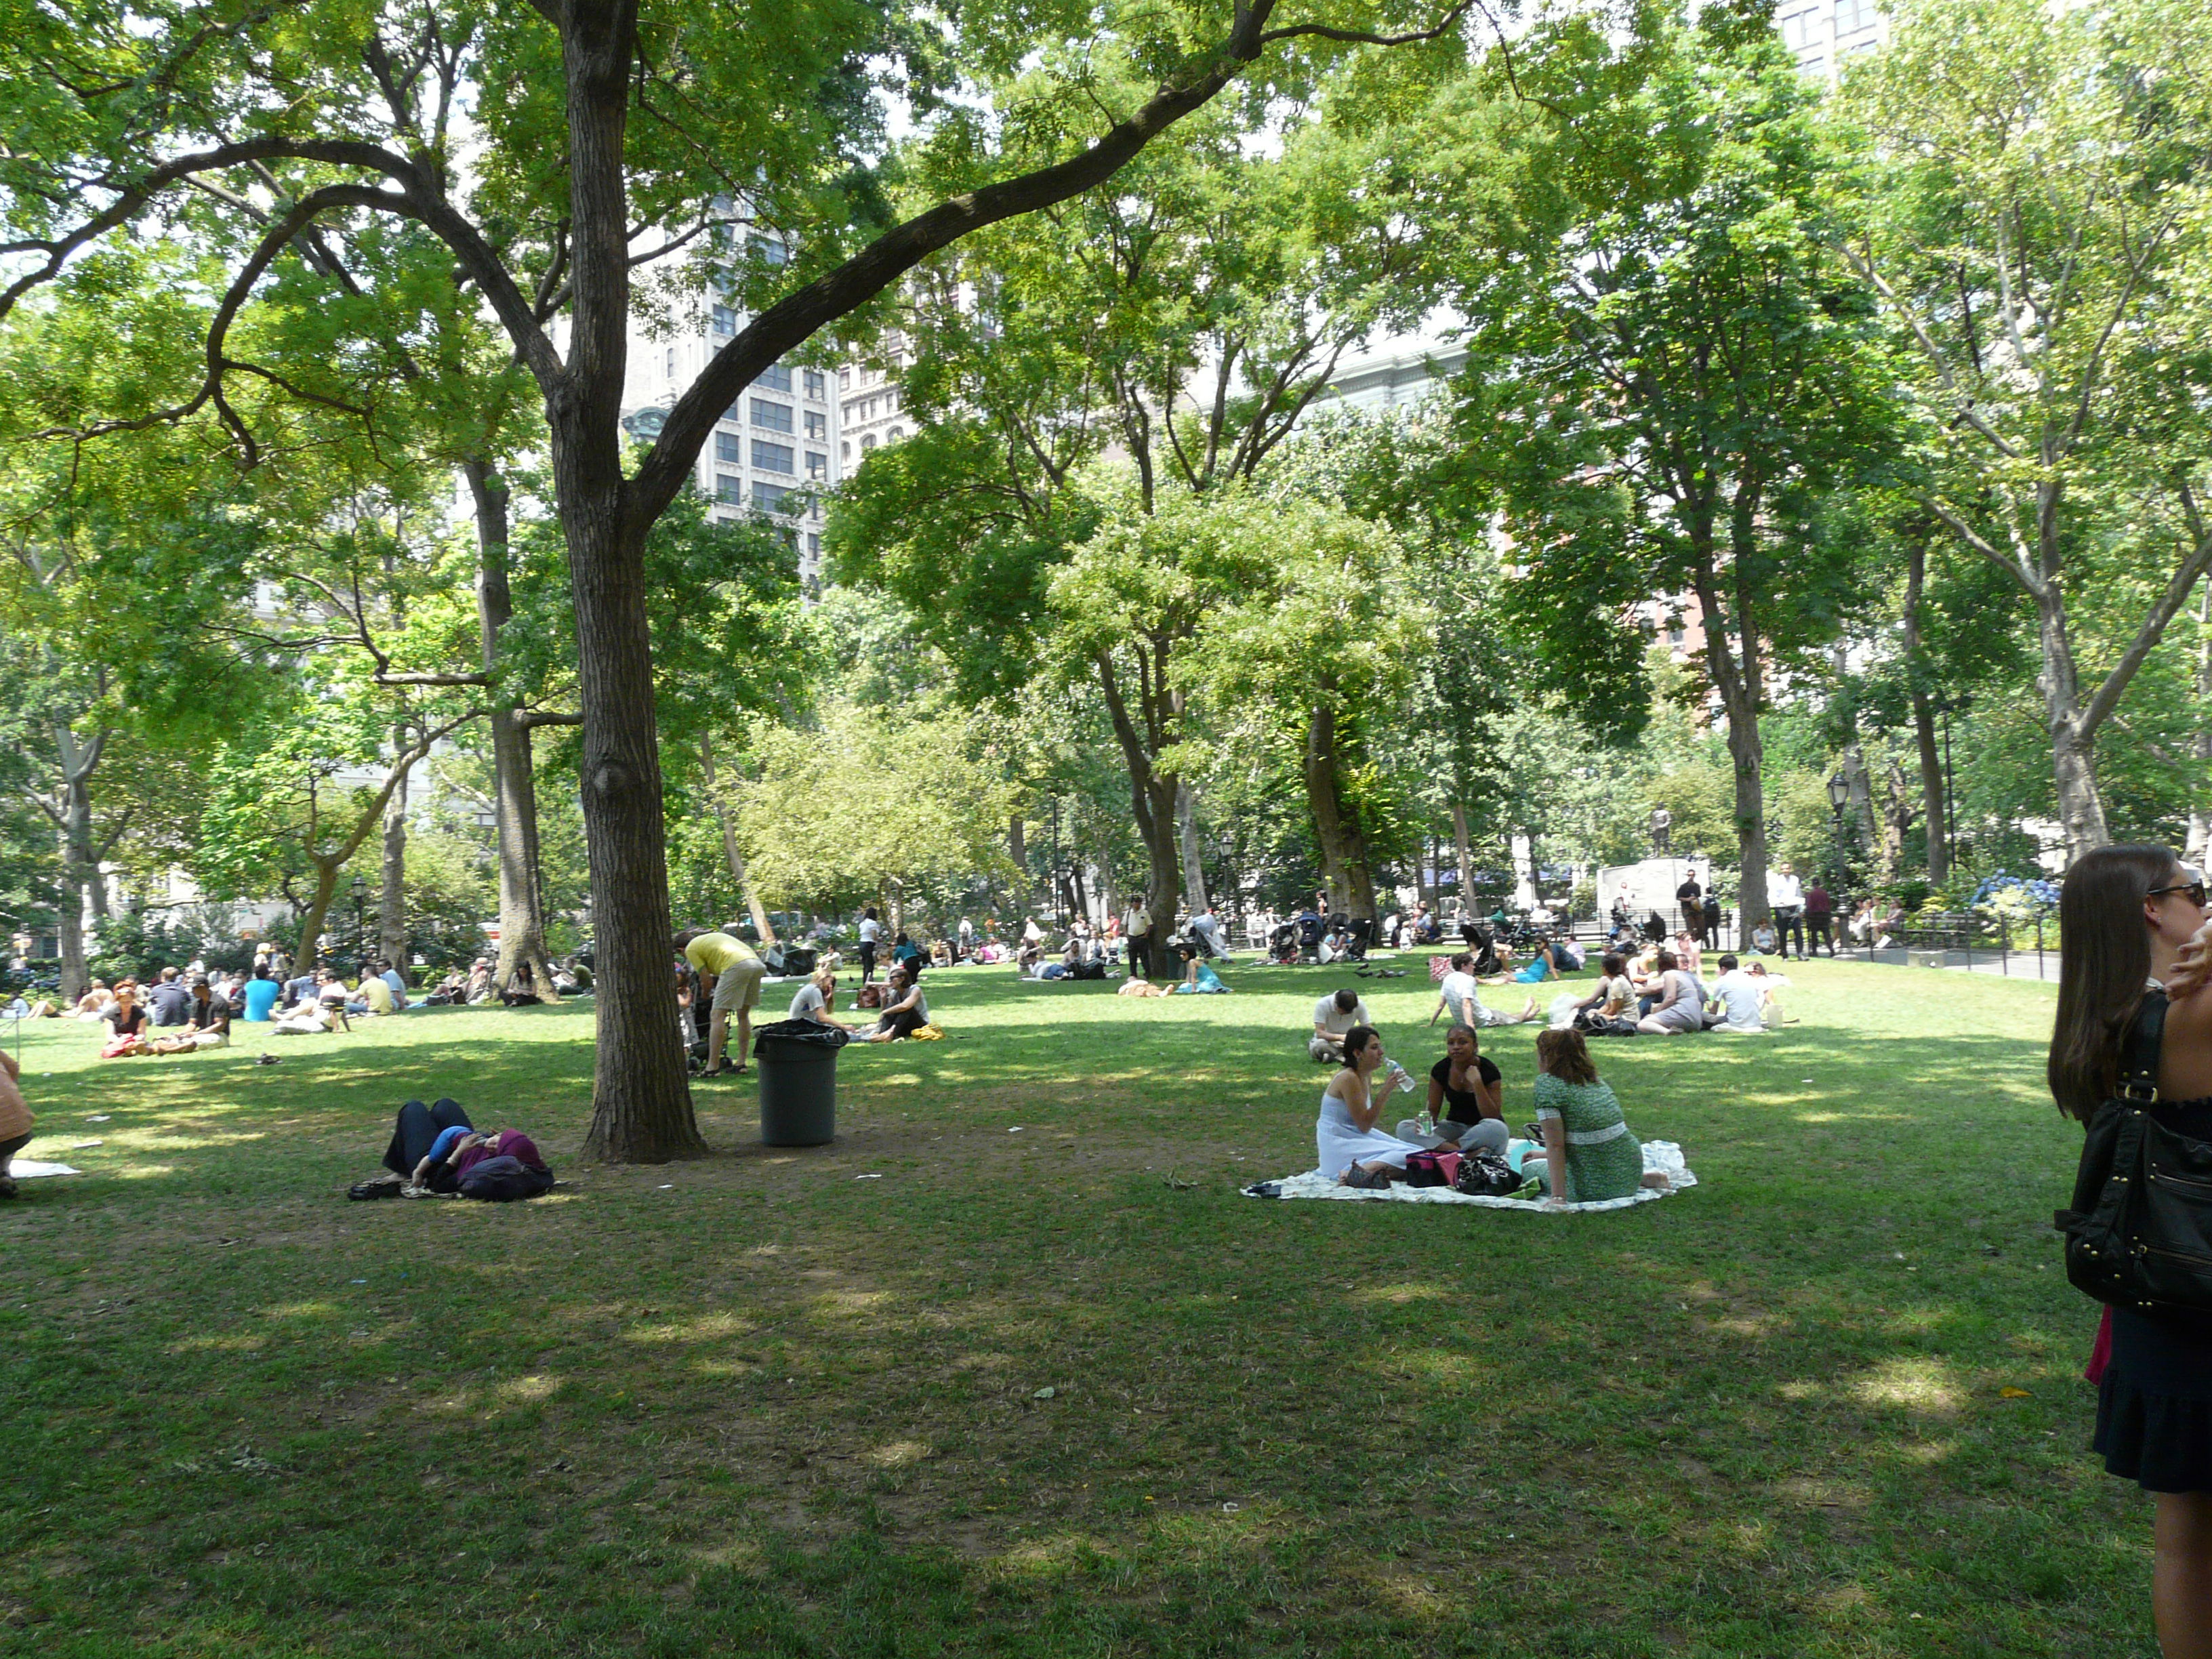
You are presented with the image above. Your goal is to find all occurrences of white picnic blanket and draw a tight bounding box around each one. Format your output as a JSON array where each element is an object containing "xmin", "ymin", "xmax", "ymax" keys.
[
  {"xmin": 12, "ymin": 1160, "xmax": 82, "ymax": 1179},
  {"xmin": 1245, "ymin": 1141, "xmax": 1696, "ymax": 1213}
]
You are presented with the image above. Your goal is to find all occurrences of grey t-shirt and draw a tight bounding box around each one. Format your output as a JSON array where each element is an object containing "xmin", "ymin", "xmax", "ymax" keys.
[{"xmin": 790, "ymin": 983, "xmax": 829, "ymax": 1021}]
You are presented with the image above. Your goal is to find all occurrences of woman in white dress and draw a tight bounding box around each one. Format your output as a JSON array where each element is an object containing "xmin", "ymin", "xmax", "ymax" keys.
[{"xmin": 1317, "ymin": 1025, "xmax": 1425, "ymax": 1187}]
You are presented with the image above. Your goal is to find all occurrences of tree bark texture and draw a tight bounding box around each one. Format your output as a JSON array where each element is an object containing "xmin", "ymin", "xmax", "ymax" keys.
[
  {"xmin": 2190, "ymin": 583, "xmax": 2212, "ymax": 868},
  {"xmin": 54, "ymin": 832, "xmax": 88, "ymax": 1002},
  {"xmin": 1902, "ymin": 541, "xmax": 1950, "ymax": 886},
  {"xmin": 1095, "ymin": 649, "xmax": 1183, "ymax": 974},
  {"xmin": 1175, "ymin": 781, "xmax": 1209, "ymax": 918},
  {"xmin": 468, "ymin": 461, "xmax": 560, "ymax": 1002},
  {"xmin": 379, "ymin": 754, "xmax": 409, "ymax": 971},
  {"xmin": 1303, "ymin": 705, "xmax": 1378, "ymax": 920},
  {"xmin": 1450, "ymin": 802, "xmax": 1477, "ymax": 912},
  {"xmin": 1689, "ymin": 516, "xmax": 1770, "ymax": 946}
]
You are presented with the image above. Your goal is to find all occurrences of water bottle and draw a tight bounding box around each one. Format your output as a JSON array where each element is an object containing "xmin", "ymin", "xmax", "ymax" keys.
[{"xmin": 1387, "ymin": 1059, "xmax": 1417, "ymax": 1097}]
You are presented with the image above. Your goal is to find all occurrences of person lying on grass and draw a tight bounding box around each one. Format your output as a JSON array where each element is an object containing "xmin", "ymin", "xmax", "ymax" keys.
[
  {"xmin": 1523, "ymin": 1028, "xmax": 1671, "ymax": 1207},
  {"xmin": 1320, "ymin": 1025, "xmax": 1424, "ymax": 1189},
  {"xmin": 1395, "ymin": 1023, "xmax": 1511, "ymax": 1155},
  {"xmin": 377, "ymin": 1099, "xmax": 550, "ymax": 1195},
  {"xmin": 853, "ymin": 964, "xmax": 930, "ymax": 1042},
  {"xmin": 1116, "ymin": 977, "xmax": 1171, "ymax": 998}
]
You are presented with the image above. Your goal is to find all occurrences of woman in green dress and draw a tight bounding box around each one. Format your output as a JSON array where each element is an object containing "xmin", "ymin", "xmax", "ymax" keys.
[{"xmin": 1525, "ymin": 1027, "xmax": 1672, "ymax": 1204}]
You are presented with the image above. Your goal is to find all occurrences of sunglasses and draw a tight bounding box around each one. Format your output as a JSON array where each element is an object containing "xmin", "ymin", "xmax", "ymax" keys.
[{"xmin": 2150, "ymin": 877, "xmax": 2209, "ymax": 907}]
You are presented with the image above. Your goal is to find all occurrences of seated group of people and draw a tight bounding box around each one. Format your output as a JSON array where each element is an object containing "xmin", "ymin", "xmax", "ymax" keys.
[
  {"xmin": 1319, "ymin": 1019, "xmax": 1671, "ymax": 1206},
  {"xmin": 1563, "ymin": 949, "xmax": 1788, "ymax": 1034},
  {"xmin": 75, "ymin": 968, "xmax": 235, "ymax": 1058},
  {"xmin": 785, "ymin": 964, "xmax": 934, "ymax": 1042}
]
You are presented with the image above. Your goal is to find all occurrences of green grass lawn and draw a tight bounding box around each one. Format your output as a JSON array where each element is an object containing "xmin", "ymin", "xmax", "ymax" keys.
[{"xmin": 0, "ymin": 956, "xmax": 2146, "ymax": 1656}]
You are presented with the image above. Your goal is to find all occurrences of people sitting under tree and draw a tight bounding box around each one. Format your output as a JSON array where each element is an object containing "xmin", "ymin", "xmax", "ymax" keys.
[{"xmin": 1311, "ymin": 987, "xmax": 1372, "ymax": 1063}]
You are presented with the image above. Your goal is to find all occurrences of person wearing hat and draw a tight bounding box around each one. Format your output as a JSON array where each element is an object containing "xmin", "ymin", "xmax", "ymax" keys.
[{"xmin": 678, "ymin": 926, "xmax": 767, "ymax": 1077}]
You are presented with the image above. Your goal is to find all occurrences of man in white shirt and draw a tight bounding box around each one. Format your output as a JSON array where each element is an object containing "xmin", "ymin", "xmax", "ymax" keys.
[
  {"xmin": 857, "ymin": 907, "xmax": 882, "ymax": 985},
  {"xmin": 1704, "ymin": 954, "xmax": 1774, "ymax": 1032},
  {"xmin": 1765, "ymin": 862, "xmax": 1805, "ymax": 960},
  {"xmin": 1426, "ymin": 952, "xmax": 1539, "ymax": 1029},
  {"xmin": 1311, "ymin": 988, "xmax": 1371, "ymax": 1061}
]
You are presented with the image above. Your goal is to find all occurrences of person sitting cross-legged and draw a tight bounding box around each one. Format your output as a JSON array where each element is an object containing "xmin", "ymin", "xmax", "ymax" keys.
[
  {"xmin": 1311, "ymin": 987, "xmax": 1370, "ymax": 1063},
  {"xmin": 149, "ymin": 977, "xmax": 232, "ymax": 1053},
  {"xmin": 1397, "ymin": 1023, "xmax": 1511, "ymax": 1154},
  {"xmin": 1704, "ymin": 954, "xmax": 1776, "ymax": 1033},
  {"xmin": 853, "ymin": 964, "xmax": 930, "ymax": 1042}
]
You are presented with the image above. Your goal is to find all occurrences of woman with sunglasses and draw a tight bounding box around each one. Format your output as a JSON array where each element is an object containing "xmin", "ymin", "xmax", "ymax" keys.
[{"xmin": 2053, "ymin": 847, "xmax": 2212, "ymax": 1656}]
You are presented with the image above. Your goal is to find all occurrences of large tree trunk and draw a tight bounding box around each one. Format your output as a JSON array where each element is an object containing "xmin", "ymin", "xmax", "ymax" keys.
[
  {"xmin": 295, "ymin": 861, "xmax": 342, "ymax": 977},
  {"xmin": 1094, "ymin": 650, "xmax": 1183, "ymax": 972},
  {"xmin": 379, "ymin": 756, "xmax": 409, "ymax": 972},
  {"xmin": 1692, "ymin": 510, "xmax": 1770, "ymax": 947},
  {"xmin": 1450, "ymin": 801, "xmax": 1476, "ymax": 909},
  {"xmin": 700, "ymin": 733, "xmax": 776, "ymax": 943},
  {"xmin": 468, "ymin": 461, "xmax": 559, "ymax": 1003},
  {"xmin": 1176, "ymin": 781, "xmax": 1209, "ymax": 917},
  {"xmin": 1903, "ymin": 541, "xmax": 1950, "ymax": 885},
  {"xmin": 2032, "ymin": 586, "xmax": 2111, "ymax": 861},
  {"xmin": 1302, "ymin": 704, "xmax": 1378, "ymax": 920},
  {"xmin": 55, "ymin": 829, "xmax": 89, "ymax": 1001}
]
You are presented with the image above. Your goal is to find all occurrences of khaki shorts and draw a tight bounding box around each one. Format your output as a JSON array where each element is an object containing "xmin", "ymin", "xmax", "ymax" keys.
[
  {"xmin": 710, "ymin": 958, "xmax": 766, "ymax": 1017},
  {"xmin": 190, "ymin": 1027, "xmax": 229, "ymax": 1048}
]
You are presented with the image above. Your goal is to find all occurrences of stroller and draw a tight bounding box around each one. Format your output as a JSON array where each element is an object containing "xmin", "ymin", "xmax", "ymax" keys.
[
  {"xmin": 1465, "ymin": 924, "xmax": 1504, "ymax": 978},
  {"xmin": 1340, "ymin": 916, "xmax": 1374, "ymax": 963}
]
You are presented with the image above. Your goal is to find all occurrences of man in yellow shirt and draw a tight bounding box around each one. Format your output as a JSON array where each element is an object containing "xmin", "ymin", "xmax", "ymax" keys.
[{"xmin": 679, "ymin": 927, "xmax": 766, "ymax": 1076}]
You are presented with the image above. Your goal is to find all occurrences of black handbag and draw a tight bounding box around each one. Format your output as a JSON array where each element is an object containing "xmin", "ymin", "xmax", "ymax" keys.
[{"xmin": 2057, "ymin": 991, "xmax": 2212, "ymax": 1319}]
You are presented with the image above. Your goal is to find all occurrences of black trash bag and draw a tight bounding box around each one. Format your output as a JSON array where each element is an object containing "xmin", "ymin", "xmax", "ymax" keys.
[{"xmin": 752, "ymin": 1017, "xmax": 853, "ymax": 1056}]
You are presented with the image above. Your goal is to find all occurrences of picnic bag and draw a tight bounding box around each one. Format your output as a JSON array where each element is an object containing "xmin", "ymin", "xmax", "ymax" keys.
[
  {"xmin": 1401, "ymin": 1149, "xmax": 1462, "ymax": 1189},
  {"xmin": 2057, "ymin": 989, "xmax": 2212, "ymax": 1319},
  {"xmin": 1453, "ymin": 1149, "xmax": 1521, "ymax": 1197}
]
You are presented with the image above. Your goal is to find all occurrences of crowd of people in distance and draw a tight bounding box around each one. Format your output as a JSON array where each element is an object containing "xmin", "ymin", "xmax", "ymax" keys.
[
  {"xmin": 1559, "ymin": 945, "xmax": 1790, "ymax": 1036},
  {"xmin": 677, "ymin": 922, "xmax": 947, "ymax": 1072},
  {"xmin": 9, "ymin": 945, "xmax": 592, "ymax": 1060}
]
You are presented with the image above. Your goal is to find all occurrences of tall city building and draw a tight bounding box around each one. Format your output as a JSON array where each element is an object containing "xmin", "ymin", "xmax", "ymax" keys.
[
  {"xmin": 617, "ymin": 280, "xmax": 842, "ymax": 589},
  {"xmin": 1775, "ymin": 0, "xmax": 1885, "ymax": 79},
  {"xmin": 838, "ymin": 329, "xmax": 915, "ymax": 470}
]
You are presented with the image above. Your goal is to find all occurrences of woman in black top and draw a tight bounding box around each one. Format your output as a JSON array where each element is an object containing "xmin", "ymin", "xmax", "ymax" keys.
[
  {"xmin": 2051, "ymin": 844, "xmax": 2212, "ymax": 1653},
  {"xmin": 1420, "ymin": 1024, "xmax": 1507, "ymax": 1153}
]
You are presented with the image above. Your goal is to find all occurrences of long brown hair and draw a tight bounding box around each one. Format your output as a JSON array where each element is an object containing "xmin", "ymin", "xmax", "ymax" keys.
[
  {"xmin": 2049, "ymin": 843, "xmax": 2177, "ymax": 1121},
  {"xmin": 1536, "ymin": 1027, "xmax": 1599, "ymax": 1085}
]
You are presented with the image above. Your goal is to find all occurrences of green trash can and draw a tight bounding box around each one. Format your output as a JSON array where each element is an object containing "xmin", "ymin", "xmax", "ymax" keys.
[{"xmin": 753, "ymin": 1021, "xmax": 842, "ymax": 1146}]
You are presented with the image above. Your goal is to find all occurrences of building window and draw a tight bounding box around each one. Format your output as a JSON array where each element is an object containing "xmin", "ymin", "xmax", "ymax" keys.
[
  {"xmin": 751, "ymin": 398, "xmax": 793, "ymax": 432},
  {"xmin": 808, "ymin": 533, "xmax": 821, "ymax": 557},
  {"xmin": 665, "ymin": 346, "xmax": 676, "ymax": 377},
  {"xmin": 716, "ymin": 474, "xmax": 744, "ymax": 504},
  {"xmin": 752, "ymin": 440, "xmax": 794, "ymax": 474},
  {"xmin": 861, "ymin": 434, "xmax": 877, "ymax": 452},
  {"xmin": 752, "ymin": 480, "xmax": 790, "ymax": 514},
  {"xmin": 758, "ymin": 363, "xmax": 792, "ymax": 393},
  {"xmin": 805, "ymin": 410, "xmax": 827, "ymax": 441},
  {"xmin": 886, "ymin": 390, "xmax": 899, "ymax": 413},
  {"xmin": 712, "ymin": 305, "xmax": 737, "ymax": 335},
  {"xmin": 749, "ymin": 232, "xmax": 788, "ymax": 267},
  {"xmin": 838, "ymin": 366, "xmax": 851, "ymax": 390},
  {"xmin": 841, "ymin": 441, "xmax": 851, "ymax": 462},
  {"xmin": 806, "ymin": 451, "xmax": 827, "ymax": 478},
  {"xmin": 715, "ymin": 432, "xmax": 741, "ymax": 464},
  {"xmin": 804, "ymin": 370, "xmax": 825, "ymax": 400},
  {"xmin": 1835, "ymin": 0, "xmax": 1874, "ymax": 28},
  {"xmin": 888, "ymin": 427, "xmax": 905, "ymax": 443}
]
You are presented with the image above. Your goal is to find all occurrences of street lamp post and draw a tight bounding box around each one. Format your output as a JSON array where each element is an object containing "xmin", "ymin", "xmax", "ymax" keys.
[{"xmin": 349, "ymin": 874, "xmax": 369, "ymax": 976}]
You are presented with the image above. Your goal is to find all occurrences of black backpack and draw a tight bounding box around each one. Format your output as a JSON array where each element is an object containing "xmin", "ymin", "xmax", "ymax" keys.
[
  {"xmin": 2057, "ymin": 991, "xmax": 2212, "ymax": 1319},
  {"xmin": 1453, "ymin": 1149, "xmax": 1521, "ymax": 1197},
  {"xmin": 455, "ymin": 1155, "xmax": 556, "ymax": 1202}
]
